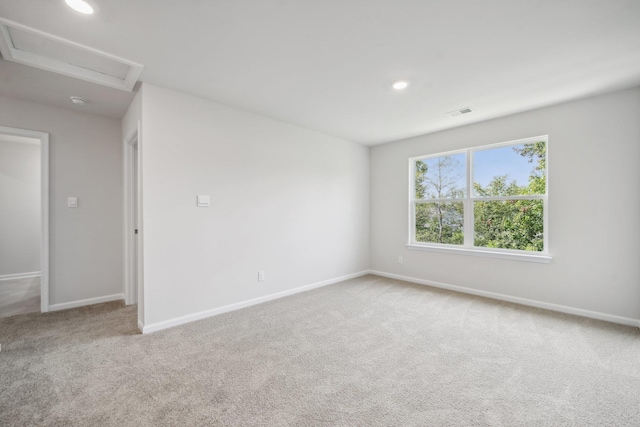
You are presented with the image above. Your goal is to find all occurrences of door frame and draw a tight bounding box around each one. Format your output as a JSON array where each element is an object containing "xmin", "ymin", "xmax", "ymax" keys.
[
  {"xmin": 123, "ymin": 121, "xmax": 143, "ymax": 326},
  {"xmin": 0, "ymin": 125, "xmax": 49, "ymax": 312}
]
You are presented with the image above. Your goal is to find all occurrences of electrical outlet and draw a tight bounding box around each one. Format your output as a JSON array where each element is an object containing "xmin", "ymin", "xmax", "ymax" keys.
[
  {"xmin": 398, "ymin": 256, "xmax": 403, "ymax": 264},
  {"xmin": 258, "ymin": 271, "xmax": 265, "ymax": 282}
]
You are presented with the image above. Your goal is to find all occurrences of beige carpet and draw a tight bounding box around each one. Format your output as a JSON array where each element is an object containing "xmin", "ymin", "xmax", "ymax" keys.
[{"xmin": 1, "ymin": 274, "xmax": 639, "ymax": 426}]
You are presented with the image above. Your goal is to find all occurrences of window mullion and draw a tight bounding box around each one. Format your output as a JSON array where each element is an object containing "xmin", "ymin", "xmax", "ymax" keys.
[
  {"xmin": 409, "ymin": 159, "xmax": 415, "ymax": 244},
  {"xmin": 414, "ymin": 198, "xmax": 460, "ymax": 203},
  {"xmin": 471, "ymin": 195, "xmax": 545, "ymax": 201},
  {"xmin": 465, "ymin": 149, "xmax": 474, "ymax": 247}
]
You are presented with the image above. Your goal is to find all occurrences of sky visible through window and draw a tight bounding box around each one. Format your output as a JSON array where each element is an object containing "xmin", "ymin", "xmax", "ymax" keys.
[
  {"xmin": 417, "ymin": 144, "xmax": 537, "ymax": 197},
  {"xmin": 473, "ymin": 144, "xmax": 535, "ymax": 189},
  {"xmin": 418, "ymin": 153, "xmax": 466, "ymax": 194}
]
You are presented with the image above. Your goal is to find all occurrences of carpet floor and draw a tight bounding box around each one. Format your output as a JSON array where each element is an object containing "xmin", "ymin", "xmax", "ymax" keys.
[{"xmin": 1, "ymin": 274, "xmax": 639, "ymax": 426}]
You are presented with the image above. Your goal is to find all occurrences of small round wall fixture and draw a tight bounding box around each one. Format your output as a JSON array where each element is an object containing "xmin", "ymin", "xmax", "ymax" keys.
[
  {"xmin": 392, "ymin": 80, "xmax": 409, "ymax": 90},
  {"xmin": 65, "ymin": 0, "xmax": 95, "ymax": 15},
  {"xmin": 70, "ymin": 96, "xmax": 88, "ymax": 105}
]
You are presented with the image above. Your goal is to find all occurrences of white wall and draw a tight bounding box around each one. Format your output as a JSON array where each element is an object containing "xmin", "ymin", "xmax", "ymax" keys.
[
  {"xmin": 122, "ymin": 88, "xmax": 142, "ymax": 140},
  {"xmin": 139, "ymin": 84, "xmax": 370, "ymax": 326},
  {"xmin": 371, "ymin": 87, "xmax": 640, "ymax": 321},
  {"xmin": 0, "ymin": 96, "xmax": 123, "ymax": 306},
  {"xmin": 0, "ymin": 137, "xmax": 40, "ymax": 275}
]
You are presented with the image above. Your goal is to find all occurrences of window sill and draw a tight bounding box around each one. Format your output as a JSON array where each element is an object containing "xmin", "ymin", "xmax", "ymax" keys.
[{"xmin": 405, "ymin": 244, "xmax": 552, "ymax": 263}]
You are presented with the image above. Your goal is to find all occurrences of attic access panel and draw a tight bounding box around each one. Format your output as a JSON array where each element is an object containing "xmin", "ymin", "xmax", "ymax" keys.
[{"xmin": 0, "ymin": 18, "xmax": 142, "ymax": 92}]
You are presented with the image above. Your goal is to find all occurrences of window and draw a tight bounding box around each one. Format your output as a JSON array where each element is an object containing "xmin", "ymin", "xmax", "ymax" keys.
[{"xmin": 408, "ymin": 136, "xmax": 549, "ymax": 262}]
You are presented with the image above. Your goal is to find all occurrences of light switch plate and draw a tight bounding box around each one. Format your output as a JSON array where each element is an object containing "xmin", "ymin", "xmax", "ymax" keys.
[
  {"xmin": 68, "ymin": 197, "xmax": 78, "ymax": 208},
  {"xmin": 197, "ymin": 195, "xmax": 210, "ymax": 207}
]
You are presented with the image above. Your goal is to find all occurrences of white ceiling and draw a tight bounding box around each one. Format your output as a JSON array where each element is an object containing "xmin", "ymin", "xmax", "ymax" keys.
[
  {"xmin": 0, "ymin": 60, "xmax": 134, "ymax": 118},
  {"xmin": 0, "ymin": 0, "xmax": 639, "ymax": 145}
]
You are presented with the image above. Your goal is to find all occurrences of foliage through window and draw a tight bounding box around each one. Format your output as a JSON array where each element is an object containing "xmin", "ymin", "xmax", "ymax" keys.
[{"xmin": 410, "ymin": 136, "xmax": 547, "ymax": 254}]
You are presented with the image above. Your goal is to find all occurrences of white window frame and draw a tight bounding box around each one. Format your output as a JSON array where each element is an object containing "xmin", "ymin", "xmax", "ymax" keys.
[{"xmin": 407, "ymin": 135, "xmax": 551, "ymax": 263}]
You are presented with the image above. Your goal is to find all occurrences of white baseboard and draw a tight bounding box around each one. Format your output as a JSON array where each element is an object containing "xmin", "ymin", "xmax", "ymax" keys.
[
  {"xmin": 370, "ymin": 270, "xmax": 640, "ymax": 328},
  {"xmin": 142, "ymin": 270, "xmax": 371, "ymax": 334},
  {"xmin": 0, "ymin": 271, "xmax": 41, "ymax": 281},
  {"xmin": 137, "ymin": 320, "xmax": 144, "ymax": 334},
  {"xmin": 49, "ymin": 293, "xmax": 125, "ymax": 312}
]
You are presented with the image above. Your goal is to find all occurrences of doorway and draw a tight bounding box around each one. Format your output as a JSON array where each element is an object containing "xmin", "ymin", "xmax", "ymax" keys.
[
  {"xmin": 0, "ymin": 126, "xmax": 49, "ymax": 317},
  {"xmin": 123, "ymin": 124, "xmax": 143, "ymax": 329}
]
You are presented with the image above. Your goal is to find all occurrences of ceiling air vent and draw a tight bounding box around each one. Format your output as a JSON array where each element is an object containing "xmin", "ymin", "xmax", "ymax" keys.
[
  {"xmin": 0, "ymin": 18, "xmax": 143, "ymax": 92},
  {"xmin": 446, "ymin": 107, "xmax": 472, "ymax": 117}
]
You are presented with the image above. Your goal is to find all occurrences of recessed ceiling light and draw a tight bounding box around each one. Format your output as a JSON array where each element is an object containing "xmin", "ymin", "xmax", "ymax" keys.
[
  {"xmin": 65, "ymin": 0, "xmax": 95, "ymax": 15},
  {"xmin": 392, "ymin": 80, "xmax": 409, "ymax": 90},
  {"xmin": 70, "ymin": 96, "xmax": 88, "ymax": 105}
]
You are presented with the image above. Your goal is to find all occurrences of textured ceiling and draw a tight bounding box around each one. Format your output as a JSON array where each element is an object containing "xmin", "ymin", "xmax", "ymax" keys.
[{"xmin": 1, "ymin": 0, "xmax": 639, "ymax": 145}]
